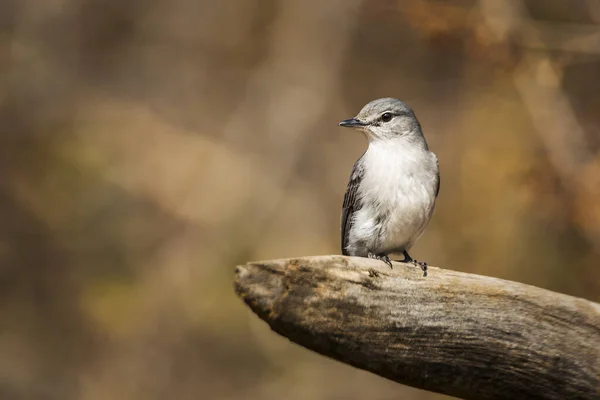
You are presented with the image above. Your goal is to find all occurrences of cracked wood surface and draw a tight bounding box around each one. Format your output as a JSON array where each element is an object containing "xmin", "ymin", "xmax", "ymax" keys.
[{"xmin": 234, "ymin": 255, "xmax": 600, "ymax": 400}]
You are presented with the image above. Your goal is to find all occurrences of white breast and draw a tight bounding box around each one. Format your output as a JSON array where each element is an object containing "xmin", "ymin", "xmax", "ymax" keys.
[{"xmin": 349, "ymin": 139, "xmax": 438, "ymax": 256}]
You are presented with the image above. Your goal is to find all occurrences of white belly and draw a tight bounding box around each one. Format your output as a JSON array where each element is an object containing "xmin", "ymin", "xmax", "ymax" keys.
[{"xmin": 347, "ymin": 141, "xmax": 438, "ymax": 256}]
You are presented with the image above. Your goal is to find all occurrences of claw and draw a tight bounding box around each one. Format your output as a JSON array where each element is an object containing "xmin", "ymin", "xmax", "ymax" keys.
[
  {"xmin": 368, "ymin": 252, "xmax": 393, "ymax": 269},
  {"xmin": 382, "ymin": 255, "xmax": 393, "ymax": 269},
  {"xmin": 414, "ymin": 260, "xmax": 428, "ymax": 277},
  {"xmin": 397, "ymin": 250, "xmax": 428, "ymax": 277}
]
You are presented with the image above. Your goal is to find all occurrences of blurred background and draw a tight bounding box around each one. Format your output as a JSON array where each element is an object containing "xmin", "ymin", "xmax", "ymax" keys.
[{"xmin": 1, "ymin": 0, "xmax": 600, "ymax": 399}]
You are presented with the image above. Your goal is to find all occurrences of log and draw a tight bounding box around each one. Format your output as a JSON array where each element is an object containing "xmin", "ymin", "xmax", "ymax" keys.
[{"xmin": 234, "ymin": 255, "xmax": 600, "ymax": 400}]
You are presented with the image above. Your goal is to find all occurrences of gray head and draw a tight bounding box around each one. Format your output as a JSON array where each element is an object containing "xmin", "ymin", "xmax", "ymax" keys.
[{"xmin": 339, "ymin": 98, "xmax": 425, "ymax": 145}]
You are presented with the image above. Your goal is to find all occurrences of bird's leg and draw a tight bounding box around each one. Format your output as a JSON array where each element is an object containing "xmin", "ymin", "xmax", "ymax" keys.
[
  {"xmin": 368, "ymin": 252, "xmax": 393, "ymax": 269},
  {"xmin": 399, "ymin": 250, "xmax": 428, "ymax": 277},
  {"xmin": 399, "ymin": 250, "xmax": 413, "ymax": 263}
]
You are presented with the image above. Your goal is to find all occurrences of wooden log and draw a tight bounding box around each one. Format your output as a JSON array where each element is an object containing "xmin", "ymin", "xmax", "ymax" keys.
[{"xmin": 234, "ymin": 255, "xmax": 600, "ymax": 400}]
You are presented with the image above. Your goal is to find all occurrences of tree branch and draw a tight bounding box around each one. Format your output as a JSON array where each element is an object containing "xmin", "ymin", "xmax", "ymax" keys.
[{"xmin": 234, "ymin": 255, "xmax": 600, "ymax": 400}]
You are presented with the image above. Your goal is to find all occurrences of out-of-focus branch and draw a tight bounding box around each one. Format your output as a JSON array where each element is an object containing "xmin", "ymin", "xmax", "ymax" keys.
[
  {"xmin": 513, "ymin": 57, "xmax": 591, "ymax": 179},
  {"xmin": 235, "ymin": 256, "xmax": 600, "ymax": 400},
  {"xmin": 521, "ymin": 22, "xmax": 600, "ymax": 54},
  {"xmin": 479, "ymin": 0, "xmax": 600, "ymax": 249},
  {"xmin": 479, "ymin": 0, "xmax": 595, "ymax": 178}
]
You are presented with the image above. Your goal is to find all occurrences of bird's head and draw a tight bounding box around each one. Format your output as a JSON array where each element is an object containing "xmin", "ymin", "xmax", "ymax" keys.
[{"xmin": 339, "ymin": 98, "xmax": 426, "ymax": 146}]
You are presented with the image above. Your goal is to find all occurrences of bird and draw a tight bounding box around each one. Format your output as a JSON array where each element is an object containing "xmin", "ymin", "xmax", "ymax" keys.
[{"xmin": 339, "ymin": 98, "xmax": 439, "ymax": 276}]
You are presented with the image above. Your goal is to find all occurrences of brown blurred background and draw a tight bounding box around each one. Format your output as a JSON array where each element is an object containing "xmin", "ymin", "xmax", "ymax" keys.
[{"xmin": 1, "ymin": 0, "xmax": 599, "ymax": 399}]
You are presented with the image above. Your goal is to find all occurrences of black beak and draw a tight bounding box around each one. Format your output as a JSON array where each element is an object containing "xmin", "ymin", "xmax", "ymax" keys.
[{"xmin": 339, "ymin": 118, "xmax": 366, "ymax": 128}]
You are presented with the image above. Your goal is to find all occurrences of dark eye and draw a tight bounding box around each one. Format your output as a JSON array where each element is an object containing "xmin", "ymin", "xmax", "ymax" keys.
[{"xmin": 381, "ymin": 112, "xmax": 392, "ymax": 122}]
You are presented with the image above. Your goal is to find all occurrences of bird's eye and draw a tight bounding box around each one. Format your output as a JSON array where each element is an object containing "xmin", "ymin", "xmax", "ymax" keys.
[{"xmin": 381, "ymin": 112, "xmax": 392, "ymax": 122}]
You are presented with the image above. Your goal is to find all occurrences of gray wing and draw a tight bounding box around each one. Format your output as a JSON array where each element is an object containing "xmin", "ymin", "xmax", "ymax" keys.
[
  {"xmin": 434, "ymin": 156, "xmax": 440, "ymax": 197},
  {"xmin": 341, "ymin": 157, "xmax": 364, "ymax": 255}
]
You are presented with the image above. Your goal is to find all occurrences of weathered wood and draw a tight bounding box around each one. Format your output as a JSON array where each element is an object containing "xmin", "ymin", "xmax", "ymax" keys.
[{"xmin": 234, "ymin": 255, "xmax": 600, "ymax": 400}]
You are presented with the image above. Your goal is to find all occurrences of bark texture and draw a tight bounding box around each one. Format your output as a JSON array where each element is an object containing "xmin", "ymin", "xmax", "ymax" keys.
[{"xmin": 234, "ymin": 255, "xmax": 600, "ymax": 400}]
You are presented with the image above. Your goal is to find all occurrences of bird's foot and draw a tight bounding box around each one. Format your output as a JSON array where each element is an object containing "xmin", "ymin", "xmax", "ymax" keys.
[
  {"xmin": 368, "ymin": 252, "xmax": 393, "ymax": 269},
  {"xmin": 413, "ymin": 260, "xmax": 428, "ymax": 277},
  {"xmin": 397, "ymin": 251, "xmax": 428, "ymax": 277}
]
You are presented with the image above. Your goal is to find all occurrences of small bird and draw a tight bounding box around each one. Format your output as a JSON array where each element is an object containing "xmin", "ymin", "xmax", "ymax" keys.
[{"xmin": 339, "ymin": 98, "xmax": 439, "ymax": 276}]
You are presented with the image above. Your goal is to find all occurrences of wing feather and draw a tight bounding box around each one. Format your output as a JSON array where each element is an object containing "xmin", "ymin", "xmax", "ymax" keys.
[
  {"xmin": 434, "ymin": 156, "xmax": 440, "ymax": 197},
  {"xmin": 341, "ymin": 157, "xmax": 364, "ymax": 255}
]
